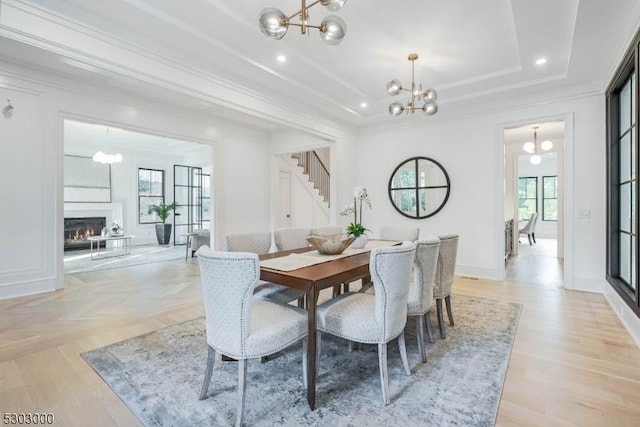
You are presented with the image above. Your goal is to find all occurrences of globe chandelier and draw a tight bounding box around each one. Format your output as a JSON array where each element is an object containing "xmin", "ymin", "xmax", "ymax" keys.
[
  {"xmin": 258, "ymin": 0, "xmax": 347, "ymax": 45},
  {"xmin": 523, "ymin": 126, "xmax": 553, "ymax": 165},
  {"xmin": 92, "ymin": 127, "xmax": 123, "ymax": 164},
  {"xmin": 387, "ymin": 53, "xmax": 438, "ymax": 117}
]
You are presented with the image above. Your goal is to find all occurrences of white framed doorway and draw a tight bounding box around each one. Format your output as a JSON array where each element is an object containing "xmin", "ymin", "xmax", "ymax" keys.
[{"xmin": 497, "ymin": 113, "xmax": 574, "ymax": 289}]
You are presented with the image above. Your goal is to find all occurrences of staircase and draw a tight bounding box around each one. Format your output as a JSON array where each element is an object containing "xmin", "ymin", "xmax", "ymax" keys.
[{"xmin": 291, "ymin": 151, "xmax": 330, "ymax": 207}]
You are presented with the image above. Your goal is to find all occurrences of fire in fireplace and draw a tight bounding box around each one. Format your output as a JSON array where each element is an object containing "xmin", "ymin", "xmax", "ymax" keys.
[{"xmin": 64, "ymin": 217, "xmax": 106, "ymax": 251}]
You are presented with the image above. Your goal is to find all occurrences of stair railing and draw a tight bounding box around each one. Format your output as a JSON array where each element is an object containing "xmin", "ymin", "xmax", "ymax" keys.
[{"xmin": 291, "ymin": 151, "xmax": 330, "ymax": 206}]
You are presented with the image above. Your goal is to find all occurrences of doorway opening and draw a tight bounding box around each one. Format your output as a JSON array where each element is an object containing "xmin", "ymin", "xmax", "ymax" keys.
[
  {"xmin": 62, "ymin": 119, "xmax": 213, "ymax": 275},
  {"xmin": 503, "ymin": 120, "xmax": 565, "ymax": 288}
]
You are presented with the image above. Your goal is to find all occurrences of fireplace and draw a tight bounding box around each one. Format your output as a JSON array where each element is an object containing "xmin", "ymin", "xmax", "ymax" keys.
[{"xmin": 64, "ymin": 217, "xmax": 106, "ymax": 251}]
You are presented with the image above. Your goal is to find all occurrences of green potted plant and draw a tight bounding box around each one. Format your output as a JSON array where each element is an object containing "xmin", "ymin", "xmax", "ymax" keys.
[
  {"xmin": 340, "ymin": 186, "xmax": 372, "ymax": 249},
  {"xmin": 148, "ymin": 202, "xmax": 177, "ymax": 244}
]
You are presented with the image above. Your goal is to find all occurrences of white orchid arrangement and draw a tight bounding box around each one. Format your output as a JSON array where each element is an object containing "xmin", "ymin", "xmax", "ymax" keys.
[{"xmin": 340, "ymin": 186, "xmax": 372, "ymax": 237}]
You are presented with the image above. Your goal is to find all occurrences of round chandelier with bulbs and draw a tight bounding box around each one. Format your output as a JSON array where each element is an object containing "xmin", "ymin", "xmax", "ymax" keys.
[
  {"xmin": 259, "ymin": 0, "xmax": 347, "ymax": 45},
  {"xmin": 386, "ymin": 53, "xmax": 438, "ymax": 117},
  {"xmin": 523, "ymin": 126, "xmax": 553, "ymax": 165}
]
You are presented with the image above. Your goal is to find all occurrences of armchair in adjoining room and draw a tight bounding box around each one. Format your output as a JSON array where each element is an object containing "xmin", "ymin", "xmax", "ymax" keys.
[
  {"xmin": 519, "ymin": 213, "xmax": 538, "ymax": 245},
  {"xmin": 186, "ymin": 229, "xmax": 210, "ymax": 260}
]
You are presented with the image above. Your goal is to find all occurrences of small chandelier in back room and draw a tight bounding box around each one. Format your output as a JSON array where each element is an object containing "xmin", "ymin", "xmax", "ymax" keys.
[
  {"xmin": 259, "ymin": 0, "xmax": 347, "ymax": 45},
  {"xmin": 387, "ymin": 53, "xmax": 438, "ymax": 117},
  {"xmin": 523, "ymin": 126, "xmax": 553, "ymax": 165},
  {"xmin": 93, "ymin": 127, "xmax": 123, "ymax": 164}
]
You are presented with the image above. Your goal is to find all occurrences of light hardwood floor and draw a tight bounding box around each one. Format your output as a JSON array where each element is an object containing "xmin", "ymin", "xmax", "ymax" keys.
[{"xmin": 1, "ymin": 259, "xmax": 639, "ymax": 426}]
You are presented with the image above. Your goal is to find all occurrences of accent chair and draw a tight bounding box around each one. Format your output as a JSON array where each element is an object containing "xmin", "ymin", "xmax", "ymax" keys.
[{"xmin": 519, "ymin": 213, "xmax": 538, "ymax": 245}]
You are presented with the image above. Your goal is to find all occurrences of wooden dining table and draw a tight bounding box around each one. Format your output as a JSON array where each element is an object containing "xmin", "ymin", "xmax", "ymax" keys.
[{"xmin": 259, "ymin": 246, "xmax": 373, "ymax": 410}]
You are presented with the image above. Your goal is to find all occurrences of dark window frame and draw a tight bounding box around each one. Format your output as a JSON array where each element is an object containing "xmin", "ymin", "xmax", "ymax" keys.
[
  {"xmin": 542, "ymin": 175, "xmax": 558, "ymax": 222},
  {"xmin": 606, "ymin": 29, "xmax": 640, "ymax": 317},
  {"xmin": 138, "ymin": 168, "xmax": 165, "ymax": 224},
  {"xmin": 518, "ymin": 176, "xmax": 538, "ymax": 222}
]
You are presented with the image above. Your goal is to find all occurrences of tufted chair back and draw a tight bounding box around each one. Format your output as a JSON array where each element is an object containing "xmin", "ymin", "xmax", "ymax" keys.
[
  {"xmin": 369, "ymin": 242, "xmax": 417, "ymax": 342},
  {"xmin": 196, "ymin": 247, "xmax": 259, "ymax": 358},
  {"xmin": 433, "ymin": 234, "xmax": 459, "ymax": 299},
  {"xmin": 224, "ymin": 231, "xmax": 272, "ymax": 254},
  {"xmin": 409, "ymin": 238, "xmax": 441, "ymax": 313},
  {"xmin": 379, "ymin": 226, "xmax": 420, "ymax": 241},
  {"xmin": 274, "ymin": 227, "xmax": 311, "ymax": 251},
  {"xmin": 311, "ymin": 225, "xmax": 343, "ymax": 236}
]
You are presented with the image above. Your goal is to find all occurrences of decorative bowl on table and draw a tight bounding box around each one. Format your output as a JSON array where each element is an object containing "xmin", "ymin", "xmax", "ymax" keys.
[{"xmin": 306, "ymin": 233, "xmax": 355, "ymax": 255}]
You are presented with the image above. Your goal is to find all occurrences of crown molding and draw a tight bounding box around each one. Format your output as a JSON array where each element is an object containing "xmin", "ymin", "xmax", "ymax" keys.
[
  {"xmin": 357, "ymin": 82, "xmax": 604, "ymax": 137},
  {"xmin": 0, "ymin": 0, "xmax": 355, "ymax": 140}
]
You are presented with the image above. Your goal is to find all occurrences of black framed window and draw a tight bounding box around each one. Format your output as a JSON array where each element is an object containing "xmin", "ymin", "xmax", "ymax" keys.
[
  {"xmin": 201, "ymin": 173, "xmax": 211, "ymax": 229},
  {"xmin": 606, "ymin": 29, "xmax": 640, "ymax": 317},
  {"xmin": 138, "ymin": 168, "xmax": 165, "ymax": 224},
  {"xmin": 518, "ymin": 177, "xmax": 537, "ymax": 221},
  {"xmin": 542, "ymin": 176, "xmax": 558, "ymax": 221}
]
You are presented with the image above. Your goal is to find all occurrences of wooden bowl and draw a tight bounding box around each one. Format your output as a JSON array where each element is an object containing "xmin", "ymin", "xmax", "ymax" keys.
[{"xmin": 306, "ymin": 233, "xmax": 355, "ymax": 255}]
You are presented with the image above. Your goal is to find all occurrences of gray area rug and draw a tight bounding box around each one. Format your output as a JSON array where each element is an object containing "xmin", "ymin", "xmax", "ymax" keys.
[
  {"xmin": 64, "ymin": 244, "xmax": 185, "ymax": 274},
  {"xmin": 82, "ymin": 295, "xmax": 521, "ymax": 426}
]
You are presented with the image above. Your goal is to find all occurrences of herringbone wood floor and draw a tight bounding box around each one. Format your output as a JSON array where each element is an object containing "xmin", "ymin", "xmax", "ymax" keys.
[{"xmin": 1, "ymin": 259, "xmax": 639, "ymax": 426}]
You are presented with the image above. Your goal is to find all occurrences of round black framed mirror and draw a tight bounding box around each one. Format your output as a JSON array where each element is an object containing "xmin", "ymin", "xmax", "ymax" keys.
[{"xmin": 388, "ymin": 156, "xmax": 450, "ymax": 219}]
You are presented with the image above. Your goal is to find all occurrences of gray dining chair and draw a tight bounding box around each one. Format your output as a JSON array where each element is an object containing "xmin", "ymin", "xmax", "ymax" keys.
[
  {"xmin": 379, "ymin": 225, "xmax": 420, "ymax": 241},
  {"xmin": 433, "ymin": 234, "xmax": 459, "ymax": 339},
  {"xmin": 316, "ymin": 242, "xmax": 417, "ymax": 405},
  {"xmin": 274, "ymin": 227, "xmax": 311, "ymax": 251},
  {"xmin": 224, "ymin": 231, "xmax": 305, "ymax": 305},
  {"xmin": 407, "ymin": 237, "xmax": 440, "ymax": 362},
  {"xmin": 196, "ymin": 247, "xmax": 308, "ymax": 427},
  {"xmin": 310, "ymin": 225, "xmax": 343, "ymax": 235}
]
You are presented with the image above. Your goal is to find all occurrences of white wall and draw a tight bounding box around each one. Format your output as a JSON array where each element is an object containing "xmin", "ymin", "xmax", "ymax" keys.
[
  {"xmin": 277, "ymin": 156, "xmax": 330, "ymax": 228},
  {"xmin": 269, "ymin": 129, "xmax": 358, "ymax": 230},
  {"xmin": 0, "ymin": 60, "xmax": 273, "ymax": 299},
  {"xmin": 357, "ymin": 93, "xmax": 605, "ymax": 292}
]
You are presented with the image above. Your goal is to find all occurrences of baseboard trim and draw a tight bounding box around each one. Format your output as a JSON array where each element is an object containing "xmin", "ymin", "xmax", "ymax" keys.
[
  {"xmin": 455, "ymin": 264, "xmax": 499, "ymax": 281},
  {"xmin": 569, "ymin": 277, "xmax": 604, "ymax": 293},
  {"xmin": 0, "ymin": 277, "xmax": 57, "ymax": 300},
  {"xmin": 604, "ymin": 283, "xmax": 640, "ymax": 349}
]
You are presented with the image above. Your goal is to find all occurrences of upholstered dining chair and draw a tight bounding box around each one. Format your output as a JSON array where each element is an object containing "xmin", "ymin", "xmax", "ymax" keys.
[
  {"xmin": 274, "ymin": 227, "xmax": 311, "ymax": 251},
  {"xmin": 224, "ymin": 231, "xmax": 273, "ymax": 254},
  {"xmin": 433, "ymin": 234, "xmax": 459, "ymax": 339},
  {"xmin": 310, "ymin": 225, "xmax": 343, "ymax": 235},
  {"xmin": 224, "ymin": 231, "xmax": 305, "ymax": 305},
  {"xmin": 407, "ymin": 237, "xmax": 440, "ymax": 363},
  {"xmin": 379, "ymin": 225, "xmax": 420, "ymax": 241},
  {"xmin": 519, "ymin": 213, "xmax": 538, "ymax": 245},
  {"xmin": 316, "ymin": 242, "xmax": 417, "ymax": 405},
  {"xmin": 196, "ymin": 247, "xmax": 308, "ymax": 427}
]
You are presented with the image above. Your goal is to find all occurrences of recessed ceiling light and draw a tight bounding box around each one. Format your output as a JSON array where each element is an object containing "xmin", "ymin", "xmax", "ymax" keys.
[
  {"xmin": 535, "ymin": 58, "xmax": 547, "ymax": 66},
  {"xmin": 276, "ymin": 55, "xmax": 287, "ymax": 63},
  {"xmin": 360, "ymin": 102, "xmax": 368, "ymax": 108}
]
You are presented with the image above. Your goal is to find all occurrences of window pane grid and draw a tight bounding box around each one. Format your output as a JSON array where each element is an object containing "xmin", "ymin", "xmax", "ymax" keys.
[
  {"xmin": 542, "ymin": 176, "xmax": 558, "ymax": 221},
  {"xmin": 518, "ymin": 177, "xmax": 538, "ymax": 221},
  {"xmin": 138, "ymin": 168, "xmax": 165, "ymax": 224}
]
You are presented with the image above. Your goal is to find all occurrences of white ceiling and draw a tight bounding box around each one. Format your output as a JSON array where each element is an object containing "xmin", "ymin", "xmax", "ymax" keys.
[{"xmin": 1, "ymin": 0, "xmax": 640, "ymax": 130}]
